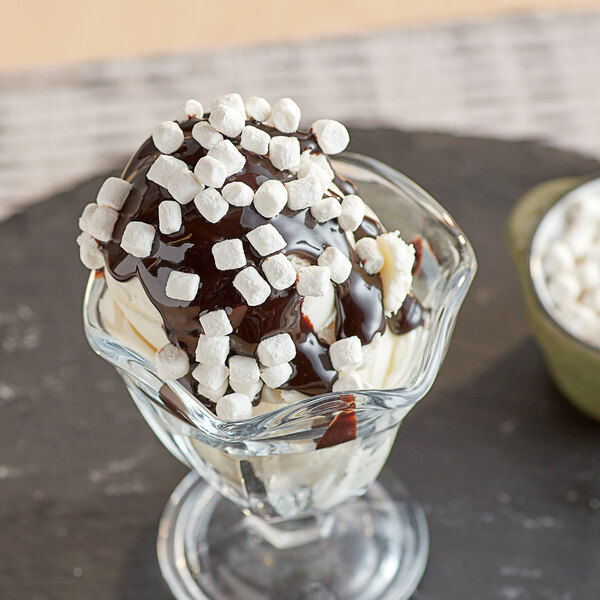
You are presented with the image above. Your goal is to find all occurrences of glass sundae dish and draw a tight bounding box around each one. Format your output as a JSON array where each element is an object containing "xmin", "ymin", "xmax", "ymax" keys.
[{"xmin": 80, "ymin": 94, "xmax": 476, "ymax": 600}]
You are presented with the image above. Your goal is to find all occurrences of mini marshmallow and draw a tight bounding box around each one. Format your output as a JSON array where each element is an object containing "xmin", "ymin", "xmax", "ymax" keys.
[
  {"xmin": 245, "ymin": 96, "xmax": 272, "ymax": 122},
  {"xmin": 310, "ymin": 119, "xmax": 350, "ymax": 155},
  {"xmin": 229, "ymin": 379, "xmax": 263, "ymax": 398},
  {"xmin": 582, "ymin": 288, "xmax": 600, "ymax": 313},
  {"xmin": 179, "ymin": 98, "xmax": 204, "ymax": 121},
  {"xmin": 222, "ymin": 181, "xmax": 254, "ymax": 207},
  {"xmin": 542, "ymin": 238, "xmax": 575, "ymax": 277},
  {"xmin": 240, "ymin": 125, "xmax": 270, "ymax": 155},
  {"xmin": 78, "ymin": 203, "xmax": 98, "ymax": 234},
  {"xmin": 197, "ymin": 380, "xmax": 228, "ymax": 403},
  {"xmin": 547, "ymin": 272, "xmax": 581, "ymax": 306},
  {"xmin": 285, "ymin": 176, "xmax": 323, "ymax": 210},
  {"xmin": 297, "ymin": 162, "xmax": 331, "ymax": 195},
  {"xmin": 233, "ymin": 267, "xmax": 272, "ymax": 306},
  {"xmin": 121, "ymin": 221, "xmax": 155, "ymax": 258},
  {"xmin": 209, "ymin": 104, "xmax": 245, "ymax": 138},
  {"xmin": 152, "ymin": 121, "xmax": 184, "ymax": 154},
  {"xmin": 260, "ymin": 362, "xmax": 293, "ymax": 388},
  {"xmin": 297, "ymin": 265, "xmax": 331, "ymax": 297},
  {"xmin": 575, "ymin": 258, "xmax": 600, "ymax": 289},
  {"xmin": 262, "ymin": 253, "xmax": 296, "ymax": 290},
  {"xmin": 78, "ymin": 234, "xmax": 104, "ymax": 269},
  {"xmin": 159, "ymin": 201, "xmax": 182, "ymax": 235},
  {"xmin": 194, "ymin": 188, "xmax": 229, "ymax": 223},
  {"xmin": 212, "ymin": 93, "xmax": 245, "ymax": 116},
  {"xmin": 216, "ymin": 393, "xmax": 253, "ymax": 421},
  {"xmin": 208, "ymin": 139, "xmax": 246, "ymax": 176},
  {"xmin": 88, "ymin": 206, "xmax": 119, "ymax": 243},
  {"xmin": 247, "ymin": 224, "xmax": 286, "ymax": 256},
  {"xmin": 377, "ymin": 232, "xmax": 415, "ymax": 316},
  {"xmin": 355, "ymin": 237, "xmax": 384, "ymax": 274},
  {"xmin": 310, "ymin": 197, "xmax": 341, "ymax": 223},
  {"xmin": 329, "ymin": 336, "xmax": 363, "ymax": 371},
  {"xmin": 192, "ymin": 363, "xmax": 229, "ymax": 390},
  {"xmin": 212, "ymin": 238, "xmax": 246, "ymax": 270},
  {"xmin": 338, "ymin": 195, "xmax": 365, "ymax": 232},
  {"xmin": 563, "ymin": 223, "xmax": 596, "ymax": 259},
  {"xmin": 254, "ymin": 180, "xmax": 287, "ymax": 218},
  {"xmin": 299, "ymin": 150, "xmax": 334, "ymax": 181},
  {"xmin": 332, "ymin": 372, "xmax": 363, "ymax": 393},
  {"xmin": 271, "ymin": 98, "xmax": 301, "ymax": 133},
  {"xmin": 560, "ymin": 302, "xmax": 600, "ymax": 343},
  {"xmin": 269, "ymin": 136, "xmax": 300, "ymax": 172},
  {"xmin": 194, "ymin": 156, "xmax": 228, "ymax": 188},
  {"xmin": 229, "ymin": 355, "xmax": 260, "ymax": 383},
  {"xmin": 147, "ymin": 155, "xmax": 188, "ymax": 188},
  {"xmin": 567, "ymin": 196, "xmax": 600, "ymax": 223},
  {"xmin": 167, "ymin": 168, "xmax": 203, "ymax": 204},
  {"xmin": 96, "ymin": 177, "xmax": 132, "ymax": 210},
  {"xmin": 192, "ymin": 121, "xmax": 224, "ymax": 149},
  {"xmin": 165, "ymin": 271, "xmax": 200, "ymax": 302},
  {"xmin": 318, "ymin": 246, "xmax": 352, "ymax": 284},
  {"xmin": 200, "ymin": 309, "xmax": 233, "ymax": 337},
  {"xmin": 155, "ymin": 343, "xmax": 189, "ymax": 380},
  {"xmin": 195, "ymin": 334, "xmax": 230, "ymax": 365},
  {"xmin": 257, "ymin": 333, "xmax": 296, "ymax": 367}
]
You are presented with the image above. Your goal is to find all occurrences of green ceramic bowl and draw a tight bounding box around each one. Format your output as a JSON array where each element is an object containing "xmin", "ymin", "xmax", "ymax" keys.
[{"xmin": 507, "ymin": 175, "xmax": 600, "ymax": 422}]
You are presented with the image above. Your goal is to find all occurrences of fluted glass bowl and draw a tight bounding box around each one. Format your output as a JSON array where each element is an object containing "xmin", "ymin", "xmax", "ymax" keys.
[{"xmin": 84, "ymin": 153, "xmax": 476, "ymax": 600}]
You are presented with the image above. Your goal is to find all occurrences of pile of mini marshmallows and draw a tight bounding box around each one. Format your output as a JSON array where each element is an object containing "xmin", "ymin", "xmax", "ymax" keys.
[
  {"xmin": 540, "ymin": 194, "xmax": 600, "ymax": 346},
  {"xmin": 77, "ymin": 94, "xmax": 414, "ymax": 420}
]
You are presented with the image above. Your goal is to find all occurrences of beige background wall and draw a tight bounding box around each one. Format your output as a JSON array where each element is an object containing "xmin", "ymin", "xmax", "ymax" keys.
[{"xmin": 1, "ymin": 0, "xmax": 599, "ymax": 71}]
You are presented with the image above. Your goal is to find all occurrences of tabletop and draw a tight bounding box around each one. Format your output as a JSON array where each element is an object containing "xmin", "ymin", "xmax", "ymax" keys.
[{"xmin": 0, "ymin": 128, "xmax": 599, "ymax": 599}]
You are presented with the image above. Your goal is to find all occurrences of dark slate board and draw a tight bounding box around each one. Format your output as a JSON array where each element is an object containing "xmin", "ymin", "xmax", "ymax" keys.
[{"xmin": 1, "ymin": 130, "xmax": 599, "ymax": 600}]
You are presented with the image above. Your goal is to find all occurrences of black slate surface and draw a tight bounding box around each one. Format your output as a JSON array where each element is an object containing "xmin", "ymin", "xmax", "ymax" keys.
[{"xmin": 1, "ymin": 130, "xmax": 599, "ymax": 600}]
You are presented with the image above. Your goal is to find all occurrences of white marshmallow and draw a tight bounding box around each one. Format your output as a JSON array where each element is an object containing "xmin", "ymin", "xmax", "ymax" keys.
[
  {"xmin": 194, "ymin": 156, "xmax": 228, "ymax": 188},
  {"xmin": 212, "ymin": 93, "xmax": 245, "ymax": 116},
  {"xmin": 229, "ymin": 355, "xmax": 260, "ymax": 383},
  {"xmin": 377, "ymin": 232, "xmax": 415, "ymax": 316},
  {"xmin": 262, "ymin": 253, "xmax": 297, "ymax": 289},
  {"xmin": 179, "ymin": 98, "xmax": 204, "ymax": 121},
  {"xmin": 155, "ymin": 343, "xmax": 189, "ymax": 380},
  {"xmin": 285, "ymin": 176, "xmax": 323, "ymax": 210},
  {"xmin": 329, "ymin": 336, "xmax": 363, "ymax": 371},
  {"xmin": 271, "ymin": 98, "xmax": 301, "ymax": 133},
  {"xmin": 158, "ymin": 201, "xmax": 182, "ymax": 235},
  {"xmin": 318, "ymin": 246, "xmax": 352, "ymax": 284},
  {"xmin": 96, "ymin": 177, "xmax": 132, "ymax": 210},
  {"xmin": 147, "ymin": 155, "xmax": 188, "ymax": 188},
  {"xmin": 246, "ymin": 224, "xmax": 286, "ymax": 256},
  {"xmin": 200, "ymin": 309, "xmax": 233, "ymax": 337},
  {"xmin": 229, "ymin": 379, "xmax": 263, "ymax": 398},
  {"xmin": 547, "ymin": 272, "xmax": 581, "ymax": 306},
  {"xmin": 88, "ymin": 206, "xmax": 119, "ymax": 243},
  {"xmin": 120, "ymin": 221, "xmax": 155, "ymax": 258},
  {"xmin": 355, "ymin": 237, "xmax": 384, "ymax": 274},
  {"xmin": 216, "ymin": 393, "xmax": 253, "ymax": 421},
  {"xmin": 310, "ymin": 119, "xmax": 350, "ymax": 155},
  {"xmin": 542, "ymin": 239, "xmax": 575, "ymax": 275},
  {"xmin": 209, "ymin": 104, "xmax": 245, "ymax": 138},
  {"xmin": 560, "ymin": 302, "xmax": 600, "ymax": 343},
  {"xmin": 245, "ymin": 96, "xmax": 271, "ymax": 122},
  {"xmin": 208, "ymin": 139, "xmax": 246, "ymax": 176},
  {"xmin": 332, "ymin": 372, "xmax": 363, "ymax": 393},
  {"xmin": 254, "ymin": 180, "xmax": 287, "ymax": 218},
  {"xmin": 192, "ymin": 363, "xmax": 229, "ymax": 390},
  {"xmin": 299, "ymin": 150, "xmax": 334, "ymax": 182},
  {"xmin": 192, "ymin": 121, "xmax": 224, "ymax": 149},
  {"xmin": 297, "ymin": 265, "xmax": 331, "ymax": 297},
  {"xmin": 78, "ymin": 234, "xmax": 104, "ymax": 269},
  {"xmin": 582, "ymin": 287, "xmax": 600, "ymax": 313},
  {"xmin": 78, "ymin": 203, "xmax": 98, "ymax": 234},
  {"xmin": 194, "ymin": 188, "xmax": 229, "ymax": 223},
  {"xmin": 222, "ymin": 181, "xmax": 254, "ymax": 207},
  {"xmin": 280, "ymin": 390, "xmax": 306, "ymax": 404},
  {"xmin": 563, "ymin": 223, "xmax": 596, "ymax": 259},
  {"xmin": 167, "ymin": 169, "xmax": 203, "ymax": 205},
  {"xmin": 269, "ymin": 136, "xmax": 300, "ymax": 172},
  {"xmin": 567, "ymin": 196, "xmax": 600, "ymax": 223},
  {"xmin": 576, "ymin": 258, "xmax": 600, "ymax": 290},
  {"xmin": 165, "ymin": 271, "xmax": 200, "ymax": 302},
  {"xmin": 260, "ymin": 362, "xmax": 293, "ymax": 388},
  {"xmin": 195, "ymin": 334, "xmax": 230, "ymax": 365},
  {"xmin": 241, "ymin": 125, "xmax": 270, "ymax": 155},
  {"xmin": 338, "ymin": 195, "xmax": 365, "ymax": 232},
  {"xmin": 233, "ymin": 267, "xmax": 271, "ymax": 306},
  {"xmin": 152, "ymin": 121, "xmax": 184, "ymax": 154},
  {"xmin": 257, "ymin": 333, "xmax": 296, "ymax": 367},
  {"xmin": 297, "ymin": 162, "xmax": 331, "ymax": 195},
  {"xmin": 76, "ymin": 231, "xmax": 92, "ymax": 246},
  {"xmin": 197, "ymin": 380, "xmax": 228, "ymax": 403},
  {"xmin": 212, "ymin": 238, "xmax": 246, "ymax": 270}
]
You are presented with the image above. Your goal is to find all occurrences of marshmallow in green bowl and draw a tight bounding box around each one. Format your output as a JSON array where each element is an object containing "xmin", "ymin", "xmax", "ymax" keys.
[{"xmin": 507, "ymin": 175, "xmax": 600, "ymax": 422}]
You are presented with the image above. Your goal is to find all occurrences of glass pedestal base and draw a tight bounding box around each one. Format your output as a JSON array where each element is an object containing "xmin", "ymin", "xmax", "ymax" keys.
[{"xmin": 157, "ymin": 469, "xmax": 429, "ymax": 600}]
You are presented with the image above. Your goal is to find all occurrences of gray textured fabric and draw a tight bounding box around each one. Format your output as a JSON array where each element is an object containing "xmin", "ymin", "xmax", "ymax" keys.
[{"xmin": 2, "ymin": 9, "xmax": 600, "ymax": 220}]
